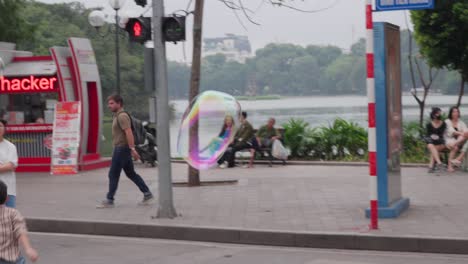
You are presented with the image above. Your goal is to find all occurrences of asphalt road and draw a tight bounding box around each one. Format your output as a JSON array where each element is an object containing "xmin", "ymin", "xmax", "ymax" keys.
[{"xmin": 27, "ymin": 233, "xmax": 468, "ymax": 264}]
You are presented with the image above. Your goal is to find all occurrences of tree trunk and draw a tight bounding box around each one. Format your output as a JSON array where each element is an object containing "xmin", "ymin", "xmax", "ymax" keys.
[
  {"xmin": 406, "ymin": 30, "xmax": 425, "ymax": 129},
  {"xmin": 456, "ymin": 74, "xmax": 465, "ymax": 108},
  {"xmin": 188, "ymin": 0, "xmax": 205, "ymax": 186},
  {"xmin": 419, "ymin": 101, "xmax": 425, "ymax": 128}
]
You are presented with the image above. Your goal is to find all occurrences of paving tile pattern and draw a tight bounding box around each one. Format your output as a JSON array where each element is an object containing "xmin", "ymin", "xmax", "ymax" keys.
[{"xmin": 16, "ymin": 163, "xmax": 468, "ymax": 238}]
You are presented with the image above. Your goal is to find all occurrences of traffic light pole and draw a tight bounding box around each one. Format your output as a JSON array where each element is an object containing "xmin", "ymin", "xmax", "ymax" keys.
[
  {"xmin": 152, "ymin": 0, "xmax": 177, "ymax": 218},
  {"xmin": 115, "ymin": 10, "xmax": 121, "ymax": 95}
]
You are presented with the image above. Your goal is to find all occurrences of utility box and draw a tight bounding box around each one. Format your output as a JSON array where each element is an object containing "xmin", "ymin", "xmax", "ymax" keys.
[{"xmin": 366, "ymin": 22, "xmax": 410, "ymax": 218}]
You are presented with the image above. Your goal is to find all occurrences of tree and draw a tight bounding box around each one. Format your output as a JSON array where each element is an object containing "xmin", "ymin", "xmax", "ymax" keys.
[
  {"xmin": 350, "ymin": 38, "xmax": 365, "ymax": 57},
  {"xmin": 324, "ymin": 55, "xmax": 355, "ymax": 94},
  {"xmin": 305, "ymin": 45, "xmax": 342, "ymax": 68},
  {"xmin": 188, "ymin": 0, "xmax": 205, "ymax": 186},
  {"xmin": 204, "ymin": 54, "xmax": 226, "ymax": 69},
  {"xmin": 0, "ymin": 0, "xmax": 35, "ymax": 44},
  {"xmin": 168, "ymin": 61, "xmax": 190, "ymax": 98},
  {"xmin": 404, "ymin": 28, "xmax": 439, "ymax": 128},
  {"xmin": 411, "ymin": 0, "xmax": 468, "ymax": 107},
  {"xmin": 289, "ymin": 55, "xmax": 320, "ymax": 94},
  {"xmin": 202, "ymin": 60, "xmax": 247, "ymax": 95}
]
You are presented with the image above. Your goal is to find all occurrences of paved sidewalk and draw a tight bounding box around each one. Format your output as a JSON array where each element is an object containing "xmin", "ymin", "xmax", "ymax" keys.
[{"xmin": 16, "ymin": 163, "xmax": 468, "ymax": 239}]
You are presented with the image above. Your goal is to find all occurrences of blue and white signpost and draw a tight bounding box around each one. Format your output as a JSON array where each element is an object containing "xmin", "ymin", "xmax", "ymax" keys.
[
  {"xmin": 365, "ymin": 0, "xmax": 434, "ymax": 228},
  {"xmin": 376, "ymin": 0, "xmax": 434, "ymax": 11}
]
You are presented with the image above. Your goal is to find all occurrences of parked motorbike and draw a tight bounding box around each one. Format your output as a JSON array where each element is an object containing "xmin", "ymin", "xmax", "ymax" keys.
[{"xmin": 135, "ymin": 121, "xmax": 157, "ymax": 167}]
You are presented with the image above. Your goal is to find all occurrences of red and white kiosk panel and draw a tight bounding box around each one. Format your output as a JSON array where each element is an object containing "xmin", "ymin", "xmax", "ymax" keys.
[{"xmin": 0, "ymin": 38, "xmax": 110, "ymax": 172}]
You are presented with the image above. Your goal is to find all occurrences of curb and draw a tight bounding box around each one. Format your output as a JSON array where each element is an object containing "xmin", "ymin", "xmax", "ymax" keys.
[
  {"xmin": 171, "ymin": 159, "xmax": 427, "ymax": 168},
  {"xmin": 26, "ymin": 218, "xmax": 468, "ymax": 254}
]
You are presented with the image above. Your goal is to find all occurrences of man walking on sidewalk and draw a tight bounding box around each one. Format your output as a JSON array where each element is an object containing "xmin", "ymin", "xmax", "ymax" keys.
[{"xmin": 97, "ymin": 94, "xmax": 154, "ymax": 208}]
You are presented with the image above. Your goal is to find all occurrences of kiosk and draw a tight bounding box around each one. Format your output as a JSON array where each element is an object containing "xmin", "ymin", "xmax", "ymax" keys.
[{"xmin": 0, "ymin": 38, "xmax": 110, "ymax": 172}]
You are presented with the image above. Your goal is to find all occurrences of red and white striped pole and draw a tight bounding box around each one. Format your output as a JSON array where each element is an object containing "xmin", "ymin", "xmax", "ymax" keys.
[{"xmin": 366, "ymin": 0, "xmax": 378, "ymax": 230}]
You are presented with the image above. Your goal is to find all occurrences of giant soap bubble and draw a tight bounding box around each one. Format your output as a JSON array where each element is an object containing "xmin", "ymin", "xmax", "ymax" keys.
[{"xmin": 177, "ymin": 90, "xmax": 241, "ymax": 170}]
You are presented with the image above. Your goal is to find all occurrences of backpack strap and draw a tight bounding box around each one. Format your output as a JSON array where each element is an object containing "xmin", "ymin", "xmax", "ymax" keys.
[{"xmin": 116, "ymin": 111, "xmax": 132, "ymax": 130}]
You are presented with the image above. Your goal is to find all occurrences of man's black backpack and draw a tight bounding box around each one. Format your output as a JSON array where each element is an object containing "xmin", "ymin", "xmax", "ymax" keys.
[{"xmin": 117, "ymin": 111, "xmax": 146, "ymax": 145}]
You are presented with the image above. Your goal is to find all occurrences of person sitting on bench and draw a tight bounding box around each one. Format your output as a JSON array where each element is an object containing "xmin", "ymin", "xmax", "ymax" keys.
[
  {"xmin": 218, "ymin": 111, "xmax": 254, "ymax": 168},
  {"xmin": 256, "ymin": 118, "xmax": 281, "ymax": 148},
  {"xmin": 424, "ymin": 107, "xmax": 447, "ymax": 173},
  {"xmin": 444, "ymin": 106, "xmax": 468, "ymax": 172}
]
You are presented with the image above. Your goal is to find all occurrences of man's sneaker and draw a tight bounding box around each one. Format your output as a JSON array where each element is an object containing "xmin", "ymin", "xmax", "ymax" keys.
[
  {"xmin": 96, "ymin": 200, "xmax": 114, "ymax": 209},
  {"xmin": 138, "ymin": 194, "xmax": 154, "ymax": 206},
  {"xmin": 428, "ymin": 167, "xmax": 435, "ymax": 173},
  {"xmin": 219, "ymin": 161, "xmax": 228, "ymax": 169}
]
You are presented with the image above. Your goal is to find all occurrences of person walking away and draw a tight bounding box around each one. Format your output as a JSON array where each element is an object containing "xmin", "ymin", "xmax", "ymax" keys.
[
  {"xmin": 218, "ymin": 112, "xmax": 254, "ymax": 168},
  {"xmin": 0, "ymin": 180, "xmax": 39, "ymax": 263},
  {"xmin": 444, "ymin": 106, "xmax": 468, "ymax": 172},
  {"xmin": 0, "ymin": 119, "xmax": 18, "ymax": 208},
  {"xmin": 423, "ymin": 107, "xmax": 447, "ymax": 173},
  {"xmin": 97, "ymin": 94, "xmax": 154, "ymax": 208}
]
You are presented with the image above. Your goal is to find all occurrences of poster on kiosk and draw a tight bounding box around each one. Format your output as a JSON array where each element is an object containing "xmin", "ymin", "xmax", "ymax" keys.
[{"xmin": 51, "ymin": 102, "xmax": 81, "ymax": 175}]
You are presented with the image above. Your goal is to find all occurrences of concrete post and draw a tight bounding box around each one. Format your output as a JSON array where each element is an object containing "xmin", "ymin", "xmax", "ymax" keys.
[{"xmin": 152, "ymin": 0, "xmax": 177, "ymax": 218}]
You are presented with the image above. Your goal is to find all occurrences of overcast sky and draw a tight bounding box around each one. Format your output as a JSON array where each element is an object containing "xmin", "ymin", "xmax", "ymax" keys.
[{"xmin": 37, "ymin": 0, "xmax": 413, "ymax": 62}]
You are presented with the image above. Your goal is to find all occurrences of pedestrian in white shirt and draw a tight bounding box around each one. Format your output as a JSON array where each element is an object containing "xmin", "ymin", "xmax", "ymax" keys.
[{"xmin": 0, "ymin": 119, "xmax": 18, "ymax": 207}]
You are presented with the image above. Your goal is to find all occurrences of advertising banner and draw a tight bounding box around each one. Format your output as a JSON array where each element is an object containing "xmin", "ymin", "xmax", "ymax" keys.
[{"xmin": 51, "ymin": 101, "xmax": 81, "ymax": 175}]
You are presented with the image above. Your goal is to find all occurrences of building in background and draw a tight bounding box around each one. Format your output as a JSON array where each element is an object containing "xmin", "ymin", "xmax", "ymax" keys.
[{"xmin": 203, "ymin": 34, "xmax": 252, "ymax": 63}]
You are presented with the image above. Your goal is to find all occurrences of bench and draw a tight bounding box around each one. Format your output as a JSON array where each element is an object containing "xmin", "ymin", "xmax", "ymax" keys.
[{"xmin": 236, "ymin": 128, "xmax": 287, "ymax": 167}]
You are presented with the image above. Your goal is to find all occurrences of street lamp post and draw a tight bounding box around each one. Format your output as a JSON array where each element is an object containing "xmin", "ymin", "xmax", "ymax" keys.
[
  {"xmin": 0, "ymin": 57, "xmax": 4, "ymax": 78},
  {"xmin": 88, "ymin": 0, "xmax": 127, "ymax": 95}
]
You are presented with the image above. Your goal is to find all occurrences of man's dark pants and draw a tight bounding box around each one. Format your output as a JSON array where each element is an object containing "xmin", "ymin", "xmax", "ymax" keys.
[
  {"xmin": 107, "ymin": 146, "xmax": 151, "ymax": 201},
  {"xmin": 218, "ymin": 142, "xmax": 251, "ymax": 168}
]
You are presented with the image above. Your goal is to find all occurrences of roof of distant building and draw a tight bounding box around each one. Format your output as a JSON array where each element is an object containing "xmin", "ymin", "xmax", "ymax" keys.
[{"xmin": 204, "ymin": 34, "xmax": 251, "ymax": 53}]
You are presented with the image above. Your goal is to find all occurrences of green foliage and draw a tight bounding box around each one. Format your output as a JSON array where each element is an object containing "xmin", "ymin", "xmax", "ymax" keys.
[
  {"xmin": 201, "ymin": 58, "xmax": 247, "ymax": 95},
  {"xmin": 282, "ymin": 118, "xmax": 428, "ymax": 163},
  {"xmin": 100, "ymin": 120, "xmax": 113, "ymax": 157},
  {"xmin": 0, "ymin": 0, "xmax": 36, "ymax": 44},
  {"xmin": 282, "ymin": 118, "xmax": 309, "ymax": 157},
  {"xmin": 302, "ymin": 127, "xmax": 327, "ymax": 159},
  {"xmin": 283, "ymin": 118, "xmax": 367, "ymax": 160},
  {"xmin": 400, "ymin": 121, "xmax": 427, "ymax": 163},
  {"xmin": 411, "ymin": 1, "xmax": 468, "ymax": 79},
  {"xmin": 350, "ymin": 38, "xmax": 365, "ymax": 56},
  {"xmin": 316, "ymin": 118, "xmax": 367, "ymax": 160}
]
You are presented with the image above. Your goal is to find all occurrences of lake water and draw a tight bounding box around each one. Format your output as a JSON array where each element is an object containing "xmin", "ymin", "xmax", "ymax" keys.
[{"xmin": 168, "ymin": 95, "xmax": 466, "ymax": 156}]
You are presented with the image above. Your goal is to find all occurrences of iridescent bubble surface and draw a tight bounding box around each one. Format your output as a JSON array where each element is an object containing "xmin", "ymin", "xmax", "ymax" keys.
[{"xmin": 177, "ymin": 90, "xmax": 241, "ymax": 170}]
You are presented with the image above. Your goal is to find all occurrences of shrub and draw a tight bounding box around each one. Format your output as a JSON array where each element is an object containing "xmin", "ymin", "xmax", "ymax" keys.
[
  {"xmin": 401, "ymin": 121, "xmax": 427, "ymax": 163},
  {"xmin": 282, "ymin": 118, "xmax": 427, "ymax": 163},
  {"xmin": 319, "ymin": 118, "xmax": 367, "ymax": 160},
  {"xmin": 282, "ymin": 118, "xmax": 309, "ymax": 157}
]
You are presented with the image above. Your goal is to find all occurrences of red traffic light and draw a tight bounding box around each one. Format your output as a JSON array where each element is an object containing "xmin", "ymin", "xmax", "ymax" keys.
[
  {"xmin": 133, "ymin": 21, "xmax": 142, "ymax": 37},
  {"xmin": 125, "ymin": 17, "xmax": 151, "ymax": 44}
]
